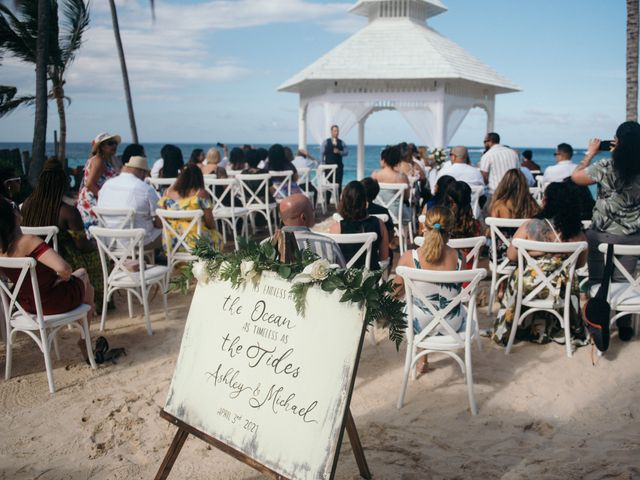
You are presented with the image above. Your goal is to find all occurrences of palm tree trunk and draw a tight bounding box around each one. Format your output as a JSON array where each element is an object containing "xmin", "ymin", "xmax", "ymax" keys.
[
  {"xmin": 53, "ymin": 82, "xmax": 67, "ymax": 171},
  {"xmin": 30, "ymin": 0, "xmax": 51, "ymax": 186},
  {"xmin": 627, "ymin": 0, "xmax": 639, "ymax": 122},
  {"xmin": 108, "ymin": 0, "xmax": 139, "ymax": 143}
]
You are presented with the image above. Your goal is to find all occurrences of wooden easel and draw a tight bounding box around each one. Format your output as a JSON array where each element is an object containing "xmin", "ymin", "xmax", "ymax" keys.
[{"xmin": 155, "ymin": 408, "xmax": 371, "ymax": 480}]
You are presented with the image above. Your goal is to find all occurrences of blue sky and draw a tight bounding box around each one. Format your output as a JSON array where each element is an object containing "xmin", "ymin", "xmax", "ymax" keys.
[{"xmin": 0, "ymin": 0, "xmax": 633, "ymax": 148}]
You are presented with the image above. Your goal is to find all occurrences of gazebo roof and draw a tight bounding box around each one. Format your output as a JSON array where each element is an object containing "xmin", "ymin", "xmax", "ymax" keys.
[
  {"xmin": 349, "ymin": 0, "xmax": 447, "ymax": 20},
  {"xmin": 278, "ymin": 6, "xmax": 519, "ymax": 94}
]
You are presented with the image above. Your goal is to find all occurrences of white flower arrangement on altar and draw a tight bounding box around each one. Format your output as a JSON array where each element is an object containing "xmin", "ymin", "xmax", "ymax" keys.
[{"xmin": 432, "ymin": 148, "xmax": 448, "ymax": 170}]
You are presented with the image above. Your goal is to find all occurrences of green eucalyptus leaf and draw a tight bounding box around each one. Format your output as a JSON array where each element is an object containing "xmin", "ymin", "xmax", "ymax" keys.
[{"xmin": 278, "ymin": 265, "xmax": 292, "ymax": 279}]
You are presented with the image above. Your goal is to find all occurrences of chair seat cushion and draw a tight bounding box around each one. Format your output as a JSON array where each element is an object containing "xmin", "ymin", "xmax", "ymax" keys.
[
  {"xmin": 214, "ymin": 207, "xmax": 249, "ymax": 217},
  {"xmin": 591, "ymin": 282, "xmax": 640, "ymax": 307},
  {"xmin": 11, "ymin": 303, "xmax": 92, "ymax": 330},
  {"xmin": 111, "ymin": 265, "xmax": 169, "ymax": 286}
]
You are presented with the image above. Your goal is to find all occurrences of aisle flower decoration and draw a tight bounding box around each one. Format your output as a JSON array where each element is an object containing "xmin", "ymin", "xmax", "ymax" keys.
[
  {"xmin": 173, "ymin": 237, "xmax": 407, "ymax": 348},
  {"xmin": 432, "ymin": 147, "xmax": 448, "ymax": 170}
]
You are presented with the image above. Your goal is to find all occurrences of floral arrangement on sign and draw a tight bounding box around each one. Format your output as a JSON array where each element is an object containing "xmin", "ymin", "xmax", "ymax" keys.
[
  {"xmin": 431, "ymin": 148, "xmax": 448, "ymax": 170},
  {"xmin": 172, "ymin": 237, "xmax": 407, "ymax": 348}
]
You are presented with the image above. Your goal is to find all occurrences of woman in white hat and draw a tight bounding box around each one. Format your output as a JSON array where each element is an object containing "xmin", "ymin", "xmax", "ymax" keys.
[{"xmin": 77, "ymin": 132, "xmax": 121, "ymax": 235}]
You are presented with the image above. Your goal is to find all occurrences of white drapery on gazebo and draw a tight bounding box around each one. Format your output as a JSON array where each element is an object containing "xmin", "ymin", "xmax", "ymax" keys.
[{"xmin": 279, "ymin": 0, "xmax": 519, "ymax": 179}]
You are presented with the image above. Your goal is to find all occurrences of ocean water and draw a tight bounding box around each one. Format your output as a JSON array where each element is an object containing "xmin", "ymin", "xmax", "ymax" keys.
[{"xmin": 1, "ymin": 142, "xmax": 583, "ymax": 184}]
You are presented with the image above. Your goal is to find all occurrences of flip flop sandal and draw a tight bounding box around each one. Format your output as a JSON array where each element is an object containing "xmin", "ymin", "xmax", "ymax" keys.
[{"xmin": 94, "ymin": 336, "xmax": 109, "ymax": 364}]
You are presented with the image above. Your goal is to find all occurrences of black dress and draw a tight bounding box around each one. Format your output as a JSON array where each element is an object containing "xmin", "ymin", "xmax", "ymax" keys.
[{"xmin": 339, "ymin": 216, "xmax": 382, "ymax": 270}]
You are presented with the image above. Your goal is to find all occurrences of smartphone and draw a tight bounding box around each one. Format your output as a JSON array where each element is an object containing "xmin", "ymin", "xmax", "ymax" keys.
[{"xmin": 598, "ymin": 140, "xmax": 613, "ymax": 151}]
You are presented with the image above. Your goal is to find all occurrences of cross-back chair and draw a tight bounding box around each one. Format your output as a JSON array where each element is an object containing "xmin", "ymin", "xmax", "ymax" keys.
[
  {"xmin": 315, "ymin": 165, "xmax": 339, "ymax": 213},
  {"xmin": 507, "ymin": 238, "xmax": 587, "ymax": 357},
  {"xmin": 20, "ymin": 226, "xmax": 59, "ymax": 252},
  {"xmin": 90, "ymin": 227, "xmax": 168, "ymax": 336},
  {"xmin": 155, "ymin": 209, "xmax": 204, "ymax": 275},
  {"xmin": 376, "ymin": 183, "xmax": 410, "ymax": 254},
  {"xmin": 0, "ymin": 256, "xmax": 96, "ymax": 393},
  {"xmin": 204, "ymin": 178, "xmax": 249, "ymax": 250},
  {"xmin": 235, "ymin": 173, "xmax": 277, "ymax": 236},
  {"xmin": 396, "ymin": 267, "xmax": 487, "ymax": 415}
]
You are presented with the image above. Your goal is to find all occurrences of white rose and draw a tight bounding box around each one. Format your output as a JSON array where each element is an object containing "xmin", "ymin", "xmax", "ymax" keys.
[
  {"xmin": 191, "ymin": 260, "xmax": 209, "ymax": 284},
  {"xmin": 240, "ymin": 260, "xmax": 257, "ymax": 281},
  {"xmin": 304, "ymin": 259, "xmax": 332, "ymax": 281}
]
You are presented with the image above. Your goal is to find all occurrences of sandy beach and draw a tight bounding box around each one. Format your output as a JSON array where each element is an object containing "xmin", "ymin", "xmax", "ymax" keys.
[{"xmin": 1, "ymin": 274, "xmax": 639, "ymax": 480}]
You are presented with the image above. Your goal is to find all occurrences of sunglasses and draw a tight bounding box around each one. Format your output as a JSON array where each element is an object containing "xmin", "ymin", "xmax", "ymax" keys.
[{"xmin": 103, "ymin": 140, "xmax": 118, "ymax": 146}]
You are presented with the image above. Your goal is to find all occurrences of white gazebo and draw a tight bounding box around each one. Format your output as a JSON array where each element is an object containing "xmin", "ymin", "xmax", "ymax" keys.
[{"xmin": 278, "ymin": 0, "xmax": 520, "ymax": 179}]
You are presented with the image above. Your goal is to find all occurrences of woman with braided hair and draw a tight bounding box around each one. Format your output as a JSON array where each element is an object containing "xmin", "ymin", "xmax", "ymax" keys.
[{"xmin": 21, "ymin": 159, "xmax": 104, "ymax": 311}]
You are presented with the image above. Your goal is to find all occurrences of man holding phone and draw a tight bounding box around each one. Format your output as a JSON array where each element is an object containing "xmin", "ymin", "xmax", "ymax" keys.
[{"xmin": 543, "ymin": 142, "xmax": 577, "ymax": 184}]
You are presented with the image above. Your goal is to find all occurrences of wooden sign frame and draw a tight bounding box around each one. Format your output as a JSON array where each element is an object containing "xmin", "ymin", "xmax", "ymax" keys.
[{"xmin": 155, "ymin": 330, "xmax": 371, "ymax": 480}]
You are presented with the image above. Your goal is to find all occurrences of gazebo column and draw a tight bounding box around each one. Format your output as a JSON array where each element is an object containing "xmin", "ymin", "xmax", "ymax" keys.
[
  {"xmin": 357, "ymin": 117, "xmax": 366, "ymax": 180},
  {"xmin": 298, "ymin": 100, "xmax": 308, "ymax": 150},
  {"xmin": 433, "ymin": 93, "xmax": 446, "ymax": 148},
  {"xmin": 485, "ymin": 96, "xmax": 495, "ymax": 133}
]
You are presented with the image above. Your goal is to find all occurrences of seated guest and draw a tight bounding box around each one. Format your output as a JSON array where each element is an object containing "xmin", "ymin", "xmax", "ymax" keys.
[
  {"xmin": 394, "ymin": 206, "xmax": 465, "ymax": 348},
  {"xmin": 189, "ymin": 148, "xmax": 205, "ymax": 166},
  {"xmin": 256, "ymin": 147, "xmax": 269, "ymax": 169},
  {"xmin": 491, "ymin": 182, "xmax": 587, "ymax": 346},
  {"xmin": 361, "ymin": 177, "xmax": 395, "ymax": 241},
  {"xmin": 543, "ymin": 143, "xmax": 577, "ymax": 184},
  {"xmin": 419, "ymin": 175, "xmax": 456, "ymax": 235},
  {"xmin": 158, "ymin": 165, "xmax": 222, "ymax": 251},
  {"xmin": 201, "ymin": 147, "xmax": 227, "ymax": 177},
  {"xmin": 395, "ymin": 142, "xmax": 426, "ymax": 181},
  {"xmin": 121, "ymin": 143, "xmax": 145, "ymax": 166},
  {"xmin": 268, "ymin": 143, "xmax": 302, "ymax": 199},
  {"xmin": 563, "ymin": 179, "xmax": 594, "ymax": 221},
  {"xmin": 446, "ymin": 181, "xmax": 481, "ymax": 239},
  {"xmin": 372, "ymin": 145, "xmax": 412, "ymax": 223},
  {"xmin": 279, "ymin": 194, "xmax": 345, "ymax": 266},
  {"xmin": 228, "ymin": 147, "xmax": 246, "ymax": 171},
  {"xmin": 240, "ymin": 149, "xmax": 271, "ymax": 204},
  {"xmin": 329, "ymin": 181, "xmax": 389, "ymax": 270},
  {"xmin": 521, "ymin": 149, "xmax": 541, "ymax": 172},
  {"xmin": 21, "ymin": 159, "xmax": 104, "ymax": 312},
  {"xmin": 97, "ymin": 156, "xmax": 162, "ymax": 249},
  {"xmin": 489, "ymin": 169, "xmax": 539, "ymax": 219},
  {"xmin": 0, "ymin": 198, "xmax": 96, "ymax": 341},
  {"xmin": 571, "ymin": 121, "xmax": 640, "ymax": 340},
  {"xmin": 437, "ymin": 146, "xmax": 485, "ymax": 187},
  {"xmin": 292, "ymin": 148, "xmax": 318, "ymax": 170},
  {"xmin": 159, "ymin": 144, "xmax": 184, "ymax": 179}
]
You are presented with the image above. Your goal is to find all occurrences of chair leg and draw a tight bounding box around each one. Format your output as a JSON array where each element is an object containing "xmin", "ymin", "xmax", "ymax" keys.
[
  {"xmin": 564, "ymin": 308, "xmax": 572, "ymax": 358},
  {"xmin": 265, "ymin": 210, "xmax": 274, "ymax": 237},
  {"xmin": 162, "ymin": 281, "xmax": 169, "ymax": 321},
  {"xmin": 41, "ymin": 330, "xmax": 56, "ymax": 394},
  {"xmin": 127, "ymin": 291, "xmax": 134, "ymax": 318},
  {"xmin": 99, "ymin": 289, "xmax": 109, "ymax": 332},
  {"xmin": 505, "ymin": 299, "xmax": 522, "ymax": 355},
  {"xmin": 397, "ymin": 342, "xmax": 413, "ymax": 409},
  {"xmin": 488, "ymin": 272, "xmax": 497, "ymax": 315},
  {"xmin": 82, "ymin": 317, "xmax": 97, "ymax": 370},
  {"xmin": 52, "ymin": 334, "xmax": 61, "ymax": 361},
  {"xmin": 141, "ymin": 287, "xmax": 153, "ymax": 336},
  {"xmin": 465, "ymin": 345, "xmax": 478, "ymax": 415},
  {"xmin": 5, "ymin": 329, "xmax": 13, "ymax": 381}
]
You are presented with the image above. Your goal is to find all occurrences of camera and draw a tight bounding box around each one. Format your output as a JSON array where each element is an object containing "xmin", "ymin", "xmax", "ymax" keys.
[
  {"xmin": 216, "ymin": 142, "xmax": 225, "ymax": 148},
  {"xmin": 598, "ymin": 140, "xmax": 613, "ymax": 151}
]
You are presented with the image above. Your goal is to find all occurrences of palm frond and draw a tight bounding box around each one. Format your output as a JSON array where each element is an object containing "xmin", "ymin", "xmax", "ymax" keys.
[
  {"xmin": 0, "ymin": 2, "xmax": 37, "ymax": 63},
  {"xmin": 0, "ymin": 87, "xmax": 35, "ymax": 117},
  {"xmin": 59, "ymin": 0, "xmax": 88, "ymax": 67}
]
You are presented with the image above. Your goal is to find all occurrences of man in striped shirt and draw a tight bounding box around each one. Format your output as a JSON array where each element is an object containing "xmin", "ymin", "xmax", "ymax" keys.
[
  {"xmin": 478, "ymin": 132, "xmax": 519, "ymax": 194},
  {"xmin": 279, "ymin": 194, "xmax": 346, "ymax": 267}
]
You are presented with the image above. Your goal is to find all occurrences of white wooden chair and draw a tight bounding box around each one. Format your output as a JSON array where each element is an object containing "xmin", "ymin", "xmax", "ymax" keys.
[
  {"xmin": 0, "ymin": 256, "xmax": 96, "ymax": 393},
  {"xmin": 470, "ymin": 185, "xmax": 485, "ymax": 220},
  {"xmin": 225, "ymin": 169, "xmax": 244, "ymax": 177},
  {"xmin": 591, "ymin": 243, "xmax": 640, "ymax": 339},
  {"xmin": 376, "ymin": 183, "xmax": 410, "ymax": 254},
  {"xmin": 396, "ymin": 267, "xmax": 487, "ymax": 415},
  {"xmin": 204, "ymin": 178, "xmax": 249, "ymax": 250},
  {"xmin": 90, "ymin": 227, "xmax": 169, "ymax": 336},
  {"xmin": 321, "ymin": 232, "xmax": 379, "ymax": 345},
  {"xmin": 332, "ymin": 212, "xmax": 389, "ymax": 224},
  {"xmin": 507, "ymin": 238, "xmax": 587, "ymax": 357},
  {"xmin": 155, "ymin": 209, "xmax": 204, "ymax": 275},
  {"xmin": 269, "ymin": 170, "xmax": 294, "ymax": 202},
  {"xmin": 146, "ymin": 177, "xmax": 175, "ymax": 194},
  {"xmin": 529, "ymin": 186, "xmax": 544, "ymax": 206},
  {"xmin": 235, "ymin": 173, "xmax": 277, "ymax": 236},
  {"xmin": 297, "ymin": 167, "xmax": 316, "ymax": 204},
  {"xmin": 485, "ymin": 217, "xmax": 528, "ymax": 314},
  {"xmin": 20, "ymin": 226, "xmax": 59, "ymax": 252},
  {"xmin": 315, "ymin": 165, "xmax": 339, "ymax": 213}
]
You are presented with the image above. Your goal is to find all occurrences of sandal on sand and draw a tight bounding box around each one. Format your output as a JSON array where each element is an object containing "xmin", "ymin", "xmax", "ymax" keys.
[{"xmin": 94, "ymin": 336, "xmax": 109, "ymax": 364}]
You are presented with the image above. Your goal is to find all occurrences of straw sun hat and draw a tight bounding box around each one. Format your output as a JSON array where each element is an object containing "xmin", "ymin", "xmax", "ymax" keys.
[
  {"xmin": 91, "ymin": 132, "xmax": 121, "ymax": 154},
  {"xmin": 126, "ymin": 156, "xmax": 150, "ymax": 171}
]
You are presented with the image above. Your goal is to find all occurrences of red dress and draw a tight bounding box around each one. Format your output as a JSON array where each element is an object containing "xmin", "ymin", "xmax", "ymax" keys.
[{"xmin": 1, "ymin": 243, "xmax": 85, "ymax": 315}]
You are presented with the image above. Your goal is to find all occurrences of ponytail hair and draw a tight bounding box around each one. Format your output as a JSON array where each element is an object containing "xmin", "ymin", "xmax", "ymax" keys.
[{"xmin": 419, "ymin": 206, "xmax": 453, "ymax": 263}]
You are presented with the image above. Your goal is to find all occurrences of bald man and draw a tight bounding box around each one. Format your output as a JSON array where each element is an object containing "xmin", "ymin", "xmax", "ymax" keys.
[
  {"xmin": 279, "ymin": 194, "xmax": 345, "ymax": 266},
  {"xmin": 436, "ymin": 146, "xmax": 485, "ymax": 187}
]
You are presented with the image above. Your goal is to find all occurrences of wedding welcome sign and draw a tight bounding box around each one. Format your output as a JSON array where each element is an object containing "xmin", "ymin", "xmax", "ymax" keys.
[{"xmin": 160, "ymin": 271, "xmax": 367, "ymax": 480}]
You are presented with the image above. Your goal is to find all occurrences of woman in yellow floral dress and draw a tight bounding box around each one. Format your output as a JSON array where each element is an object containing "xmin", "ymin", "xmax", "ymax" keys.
[
  {"xmin": 492, "ymin": 182, "xmax": 588, "ymax": 347},
  {"xmin": 158, "ymin": 164, "xmax": 223, "ymax": 253}
]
